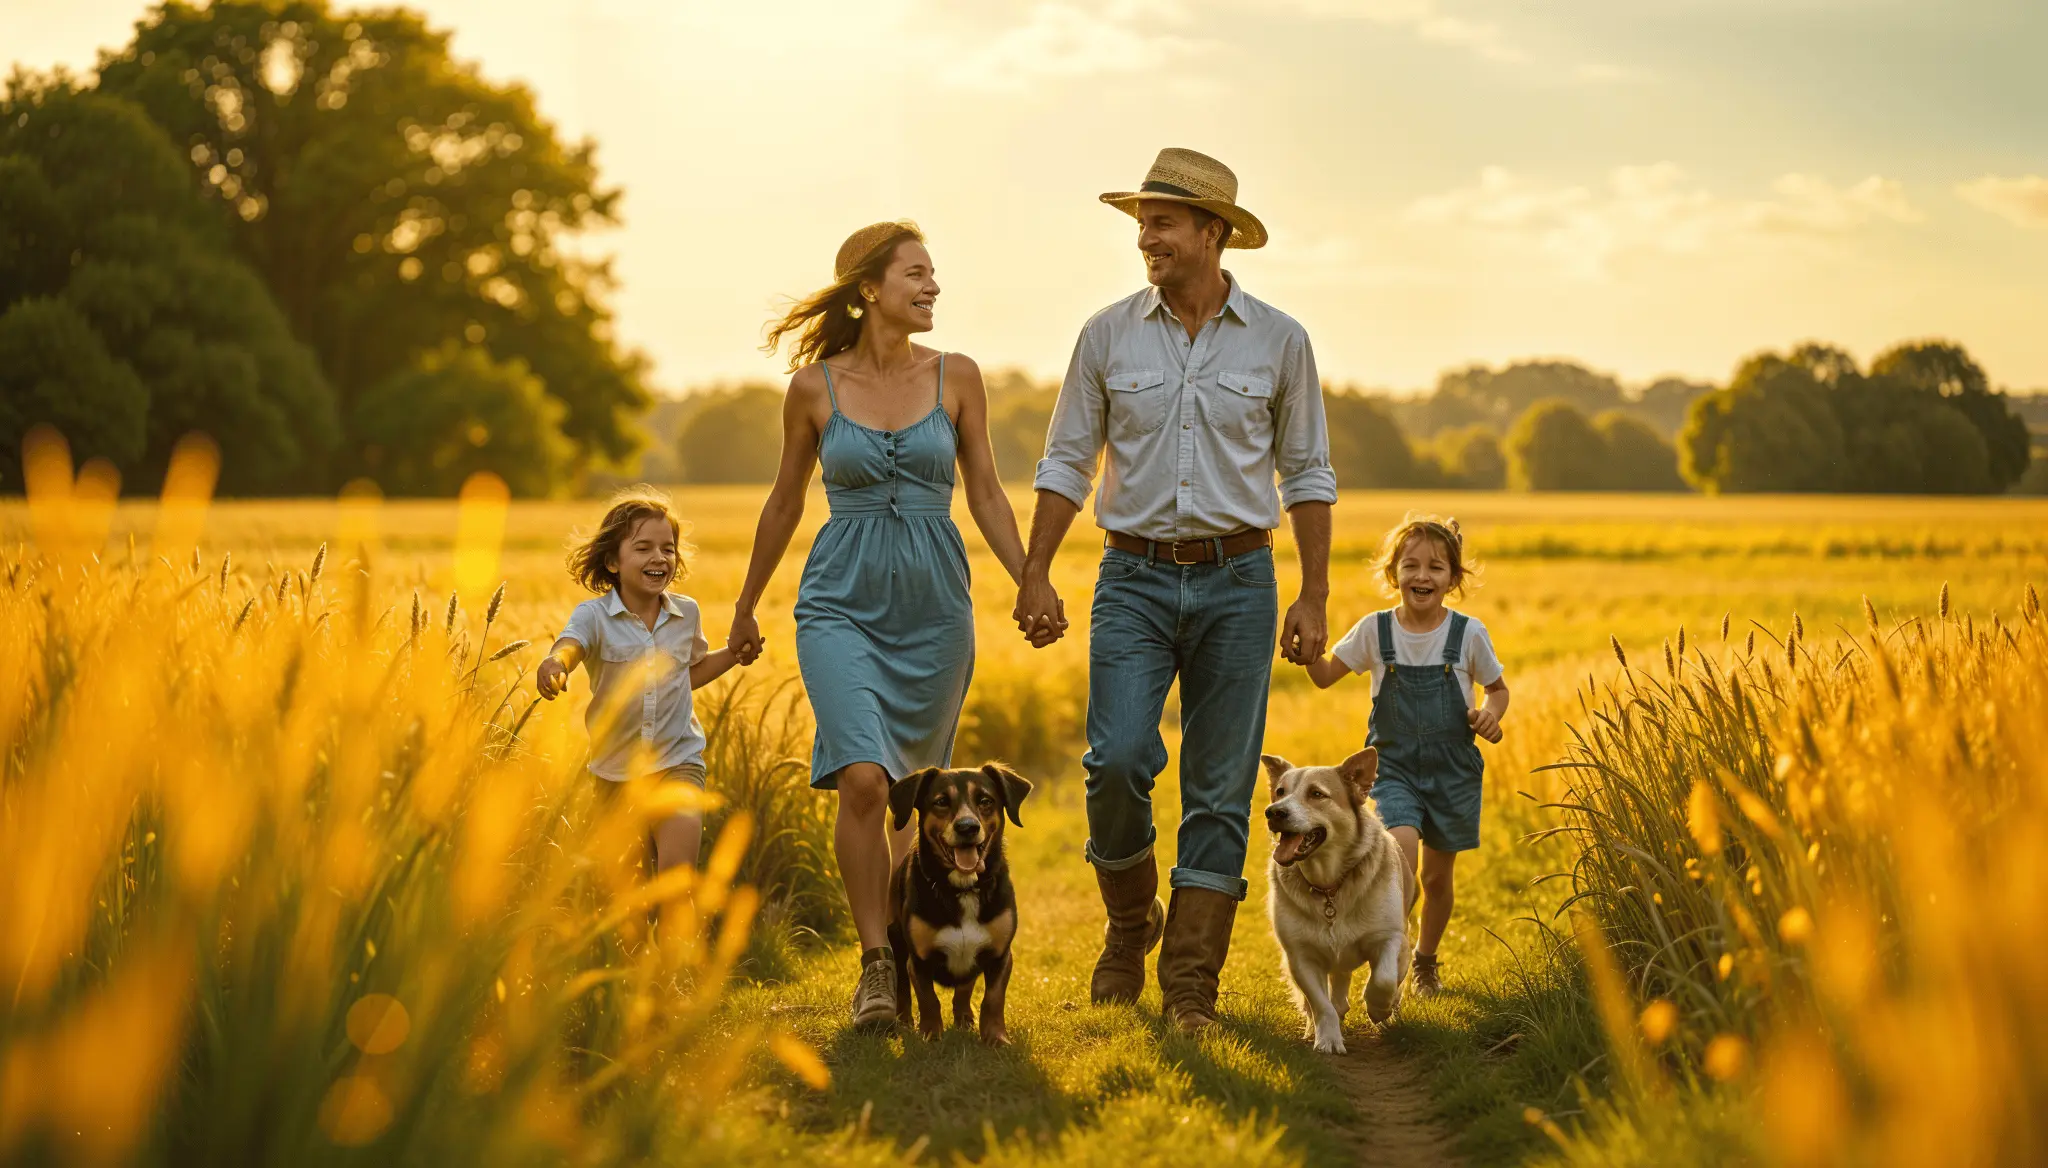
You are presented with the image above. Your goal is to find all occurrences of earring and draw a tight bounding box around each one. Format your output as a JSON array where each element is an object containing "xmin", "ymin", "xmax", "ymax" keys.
[{"xmin": 846, "ymin": 303, "xmax": 864, "ymax": 319}]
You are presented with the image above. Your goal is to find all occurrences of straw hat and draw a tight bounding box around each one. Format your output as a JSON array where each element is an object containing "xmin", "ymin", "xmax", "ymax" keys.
[
  {"xmin": 834, "ymin": 220, "xmax": 924, "ymax": 282},
  {"xmin": 1099, "ymin": 148, "xmax": 1267, "ymax": 250}
]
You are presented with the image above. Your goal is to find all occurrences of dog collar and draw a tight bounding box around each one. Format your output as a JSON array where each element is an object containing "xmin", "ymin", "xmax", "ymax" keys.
[{"xmin": 1296, "ymin": 865, "xmax": 1358, "ymax": 921}]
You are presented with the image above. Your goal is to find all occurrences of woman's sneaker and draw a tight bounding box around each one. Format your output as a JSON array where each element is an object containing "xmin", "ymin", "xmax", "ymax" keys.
[
  {"xmin": 1412, "ymin": 951, "xmax": 1442, "ymax": 997},
  {"xmin": 850, "ymin": 946, "xmax": 898, "ymax": 1028}
]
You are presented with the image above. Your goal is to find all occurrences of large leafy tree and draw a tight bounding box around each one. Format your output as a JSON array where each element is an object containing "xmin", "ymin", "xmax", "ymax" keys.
[
  {"xmin": 1428, "ymin": 425, "xmax": 1505, "ymax": 489},
  {"xmin": 1592, "ymin": 411, "xmax": 1685, "ymax": 491},
  {"xmin": 1505, "ymin": 399, "xmax": 1609, "ymax": 491},
  {"xmin": 1681, "ymin": 341, "xmax": 2018, "ymax": 494},
  {"xmin": 352, "ymin": 341, "xmax": 570, "ymax": 496},
  {"xmin": 93, "ymin": 0, "xmax": 650, "ymax": 485},
  {"xmin": 1680, "ymin": 353, "xmax": 1850, "ymax": 493},
  {"xmin": 1869, "ymin": 340, "xmax": 2030, "ymax": 491},
  {"xmin": 1325, "ymin": 391, "xmax": 1422, "ymax": 488},
  {"xmin": 0, "ymin": 82, "xmax": 334, "ymax": 492}
]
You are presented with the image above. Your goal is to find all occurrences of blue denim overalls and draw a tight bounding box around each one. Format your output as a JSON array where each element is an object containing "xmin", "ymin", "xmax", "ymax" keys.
[{"xmin": 1365, "ymin": 610, "xmax": 1485, "ymax": 852}]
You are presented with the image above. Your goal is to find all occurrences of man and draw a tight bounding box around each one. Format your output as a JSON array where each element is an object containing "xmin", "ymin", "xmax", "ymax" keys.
[{"xmin": 1013, "ymin": 147, "xmax": 1336, "ymax": 1031}]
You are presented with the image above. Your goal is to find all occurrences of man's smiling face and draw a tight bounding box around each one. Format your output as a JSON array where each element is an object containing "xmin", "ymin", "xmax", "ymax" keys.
[{"xmin": 1135, "ymin": 199, "xmax": 1222, "ymax": 289}]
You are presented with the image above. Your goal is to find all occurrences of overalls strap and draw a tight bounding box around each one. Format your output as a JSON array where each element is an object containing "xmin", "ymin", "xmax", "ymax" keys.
[
  {"xmin": 1376, "ymin": 610, "xmax": 1397, "ymax": 664},
  {"xmin": 1442, "ymin": 611, "xmax": 1469, "ymax": 665}
]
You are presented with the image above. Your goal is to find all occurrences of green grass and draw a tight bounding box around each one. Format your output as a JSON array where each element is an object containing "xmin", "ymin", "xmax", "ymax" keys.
[{"xmin": 710, "ymin": 737, "xmax": 1600, "ymax": 1167}]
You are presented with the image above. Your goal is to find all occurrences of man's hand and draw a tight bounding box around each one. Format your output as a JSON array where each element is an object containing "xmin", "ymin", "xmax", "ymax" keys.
[
  {"xmin": 1467, "ymin": 706, "xmax": 1503, "ymax": 743},
  {"xmin": 535, "ymin": 655, "xmax": 570, "ymax": 700},
  {"xmin": 1279, "ymin": 593, "xmax": 1328, "ymax": 665},
  {"xmin": 1013, "ymin": 575, "xmax": 1069, "ymax": 648},
  {"xmin": 729, "ymin": 610, "xmax": 765, "ymax": 663}
]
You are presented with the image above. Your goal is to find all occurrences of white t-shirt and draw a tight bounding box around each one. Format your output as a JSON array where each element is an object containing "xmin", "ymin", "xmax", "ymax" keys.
[
  {"xmin": 1329, "ymin": 608, "xmax": 1504, "ymax": 710},
  {"xmin": 558, "ymin": 590, "xmax": 709, "ymax": 780}
]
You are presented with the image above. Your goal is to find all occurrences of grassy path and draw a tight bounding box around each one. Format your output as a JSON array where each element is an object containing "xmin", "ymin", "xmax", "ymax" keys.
[{"xmin": 721, "ymin": 766, "xmax": 1574, "ymax": 1166}]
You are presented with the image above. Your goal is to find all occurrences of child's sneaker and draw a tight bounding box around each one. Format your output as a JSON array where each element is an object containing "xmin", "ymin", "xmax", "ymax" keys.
[
  {"xmin": 1411, "ymin": 951, "xmax": 1442, "ymax": 997},
  {"xmin": 850, "ymin": 947, "xmax": 898, "ymax": 1028}
]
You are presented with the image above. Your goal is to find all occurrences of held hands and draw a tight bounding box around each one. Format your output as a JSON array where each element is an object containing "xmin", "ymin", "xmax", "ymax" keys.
[
  {"xmin": 1468, "ymin": 706, "xmax": 1504, "ymax": 744},
  {"xmin": 1278, "ymin": 594, "xmax": 1328, "ymax": 666},
  {"xmin": 728, "ymin": 610, "xmax": 766, "ymax": 665},
  {"xmin": 1012, "ymin": 575, "xmax": 1069, "ymax": 648}
]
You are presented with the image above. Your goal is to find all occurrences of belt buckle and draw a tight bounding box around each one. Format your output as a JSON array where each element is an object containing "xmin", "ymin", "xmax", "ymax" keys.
[{"xmin": 1171, "ymin": 540, "xmax": 1204, "ymax": 565}]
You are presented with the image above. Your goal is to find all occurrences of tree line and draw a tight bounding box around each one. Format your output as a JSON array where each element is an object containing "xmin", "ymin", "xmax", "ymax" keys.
[
  {"xmin": 3, "ymin": 5, "xmax": 2036, "ymax": 499},
  {"xmin": 2, "ymin": 0, "xmax": 646, "ymax": 496},
  {"xmin": 664, "ymin": 345, "xmax": 2038, "ymax": 495}
]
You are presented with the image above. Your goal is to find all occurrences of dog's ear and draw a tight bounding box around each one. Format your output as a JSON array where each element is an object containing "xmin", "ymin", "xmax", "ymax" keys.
[
  {"xmin": 1260, "ymin": 754, "xmax": 1293, "ymax": 788},
  {"xmin": 1337, "ymin": 748, "xmax": 1378, "ymax": 803},
  {"xmin": 982, "ymin": 762, "xmax": 1033, "ymax": 828},
  {"xmin": 889, "ymin": 767, "xmax": 941, "ymax": 832}
]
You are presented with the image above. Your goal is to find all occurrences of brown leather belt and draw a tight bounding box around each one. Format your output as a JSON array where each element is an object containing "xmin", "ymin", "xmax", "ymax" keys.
[{"xmin": 1104, "ymin": 527, "xmax": 1272, "ymax": 564}]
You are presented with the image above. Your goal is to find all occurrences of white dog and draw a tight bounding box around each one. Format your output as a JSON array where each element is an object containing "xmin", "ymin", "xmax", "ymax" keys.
[{"xmin": 1262, "ymin": 749, "xmax": 1413, "ymax": 1053}]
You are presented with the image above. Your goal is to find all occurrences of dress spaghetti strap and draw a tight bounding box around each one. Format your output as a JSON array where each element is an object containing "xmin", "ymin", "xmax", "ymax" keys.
[
  {"xmin": 821, "ymin": 362, "xmax": 840, "ymax": 413},
  {"xmin": 935, "ymin": 353, "xmax": 946, "ymax": 409}
]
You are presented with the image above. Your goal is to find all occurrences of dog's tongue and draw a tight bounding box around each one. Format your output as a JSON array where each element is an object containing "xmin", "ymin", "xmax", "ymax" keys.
[
  {"xmin": 951, "ymin": 845, "xmax": 983, "ymax": 874},
  {"xmin": 1273, "ymin": 832, "xmax": 1305, "ymax": 866}
]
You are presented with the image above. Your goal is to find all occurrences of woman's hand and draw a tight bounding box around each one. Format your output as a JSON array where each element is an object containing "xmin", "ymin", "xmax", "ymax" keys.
[{"xmin": 729, "ymin": 609, "xmax": 765, "ymax": 664}]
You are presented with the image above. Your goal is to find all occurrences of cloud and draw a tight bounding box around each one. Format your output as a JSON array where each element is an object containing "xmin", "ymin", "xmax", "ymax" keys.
[
  {"xmin": 1955, "ymin": 175, "xmax": 2048, "ymax": 230},
  {"xmin": 1406, "ymin": 164, "xmax": 1922, "ymax": 277},
  {"xmin": 936, "ymin": 2, "xmax": 1209, "ymax": 92},
  {"xmin": 1743, "ymin": 173, "xmax": 1921, "ymax": 233},
  {"xmin": 1265, "ymin": 0, "xmax": 1524, "ymax": 63}
]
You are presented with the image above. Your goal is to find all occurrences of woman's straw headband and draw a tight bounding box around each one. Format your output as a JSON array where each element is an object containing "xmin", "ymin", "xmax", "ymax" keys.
[{"xmin": 834, "ymin": 220, "xmax": 923, "ymax": 283}]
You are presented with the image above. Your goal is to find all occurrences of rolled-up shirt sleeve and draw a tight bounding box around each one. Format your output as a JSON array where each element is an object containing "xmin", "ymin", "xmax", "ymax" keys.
[
  {"xmin": 1033, "ymin": 319, "xmax": 1108, "ymax": 507},
  {"xmin": 1273, "ymin": 327, "xmax": 1338, "ymax": 508}
]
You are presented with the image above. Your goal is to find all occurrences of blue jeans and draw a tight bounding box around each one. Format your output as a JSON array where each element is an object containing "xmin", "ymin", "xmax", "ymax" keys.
[{"xmin": 1082, "ymin": 545, "xmax": 1278, "ymax": 900}]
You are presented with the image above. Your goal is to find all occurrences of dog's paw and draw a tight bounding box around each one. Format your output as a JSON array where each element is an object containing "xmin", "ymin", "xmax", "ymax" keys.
[
  {"xmin": 1367, "ymin": 1004, "xmax": 1395, "ymax": 1025},
  {"xmin": 980, "ymin": 1024, "xmax": 1011, "ymax": 1047},
  {"xmin": 1313, "ymin": 1030, "xmax": 1348, "ymax": 1055}
]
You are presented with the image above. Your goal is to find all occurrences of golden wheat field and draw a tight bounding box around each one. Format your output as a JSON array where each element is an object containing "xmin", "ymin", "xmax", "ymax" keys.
[{"xmin": 2, "ymin": 451, "xmax": 2045, "ymax": 1166}]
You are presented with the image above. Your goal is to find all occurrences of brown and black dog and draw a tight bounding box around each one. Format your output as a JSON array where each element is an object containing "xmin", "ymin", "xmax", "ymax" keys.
[{"xmin": 886, "ymin": 763, "xmax": 1033, "ymax": 1045}]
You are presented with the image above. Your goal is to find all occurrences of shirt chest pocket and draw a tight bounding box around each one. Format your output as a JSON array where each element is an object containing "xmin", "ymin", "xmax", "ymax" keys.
[
  {"xmin": 1204, "ymin": 371, "xmax": 1274, "ymax": 440},
  {"xmin": 599, "ymin": 639, "xmax": 685, "ymax": 688},
  {"xmin": 1106, "ymin": 369, "xmax": 1170, "ymax": 440}
]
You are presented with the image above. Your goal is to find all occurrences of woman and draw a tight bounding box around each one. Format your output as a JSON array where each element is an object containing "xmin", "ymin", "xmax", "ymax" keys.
[{"xmin": 729, "ymin": 221, "xmax": 1039, "ymax": 1027}]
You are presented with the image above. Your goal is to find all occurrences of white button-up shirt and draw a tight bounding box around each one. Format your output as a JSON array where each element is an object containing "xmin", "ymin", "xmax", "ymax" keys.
[
  {"xmin": 1034, "ymin": 274, "xmax": 1338, "ymax": 542},
  {"xmin": 558, "ymin": 590, "xmax": 708, "ymax": 781}
]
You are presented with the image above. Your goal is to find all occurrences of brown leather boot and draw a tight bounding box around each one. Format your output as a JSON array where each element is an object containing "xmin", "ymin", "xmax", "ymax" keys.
[
  {"xmin": 1157, "ymin": 887, "xmax": 1238, "ymax": 1032},
  {"xmin": 1090, "ymin": 855, "xmax": 1166, "ymax": 1005}
]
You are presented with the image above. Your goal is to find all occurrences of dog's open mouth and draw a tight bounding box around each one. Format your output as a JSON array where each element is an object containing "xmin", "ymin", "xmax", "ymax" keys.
[
  {"xmin": 949, "ymin": 840, "xmax": 987, "ymax": 874},
  {"xmin": 1273, "ymin": 827, "xmax": 1327, "ymax": 867}
]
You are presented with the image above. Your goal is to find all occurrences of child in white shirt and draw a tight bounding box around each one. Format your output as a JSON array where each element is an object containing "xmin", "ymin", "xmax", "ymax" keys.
[
  {"xmin": 1303, "ymin": 514, "xmax": 1509, "ymax": 996},
  {"xmin": 536, "ymin": 489, "xmax": 757, "ymax": 873}
]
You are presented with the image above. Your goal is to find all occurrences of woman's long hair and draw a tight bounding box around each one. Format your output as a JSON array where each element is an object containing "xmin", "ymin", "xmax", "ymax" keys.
[{"xmin": 762, "ymin": 221, "xmax": 924, "ymax": 373}]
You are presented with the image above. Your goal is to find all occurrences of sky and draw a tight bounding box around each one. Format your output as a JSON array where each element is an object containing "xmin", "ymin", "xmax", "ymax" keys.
[{"xmin": 10, "ymin": 0, "xmax": 2048, "ymax": 394}]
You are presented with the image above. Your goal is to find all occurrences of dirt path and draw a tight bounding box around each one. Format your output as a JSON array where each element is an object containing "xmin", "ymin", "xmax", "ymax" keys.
[{"xmin": 1322, "ymin": 1030, "xmax": 1465, "ymax": 1168}]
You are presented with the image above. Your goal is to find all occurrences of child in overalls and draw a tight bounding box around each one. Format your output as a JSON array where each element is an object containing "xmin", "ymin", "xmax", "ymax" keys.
[{"xmin": 1304, "ymin": 515, "xmax": 1509, "ymax": 994}]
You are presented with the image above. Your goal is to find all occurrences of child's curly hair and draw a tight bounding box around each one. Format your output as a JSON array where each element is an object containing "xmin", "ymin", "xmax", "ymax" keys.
[
  {"xmin": 566, "ymin": 487, "xmax": 690, "ymax": 594},
  {"xmin": 1374, "ymin": 512, "xmax": 1478, "ymax": 600}
]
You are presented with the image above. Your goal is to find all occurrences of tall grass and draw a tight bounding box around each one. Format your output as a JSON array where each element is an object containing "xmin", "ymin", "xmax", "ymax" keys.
[
  {"xmin": 0, "ymin": 437, "xmax": 831, "ymax": 1165},
  {"xmin": 695, "ymin": 675, "xmax": 842, "ymax": 973},
  {"xmin": 1534, "ymin": 586, "xmax": 2048, "ymax": 1165}
]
